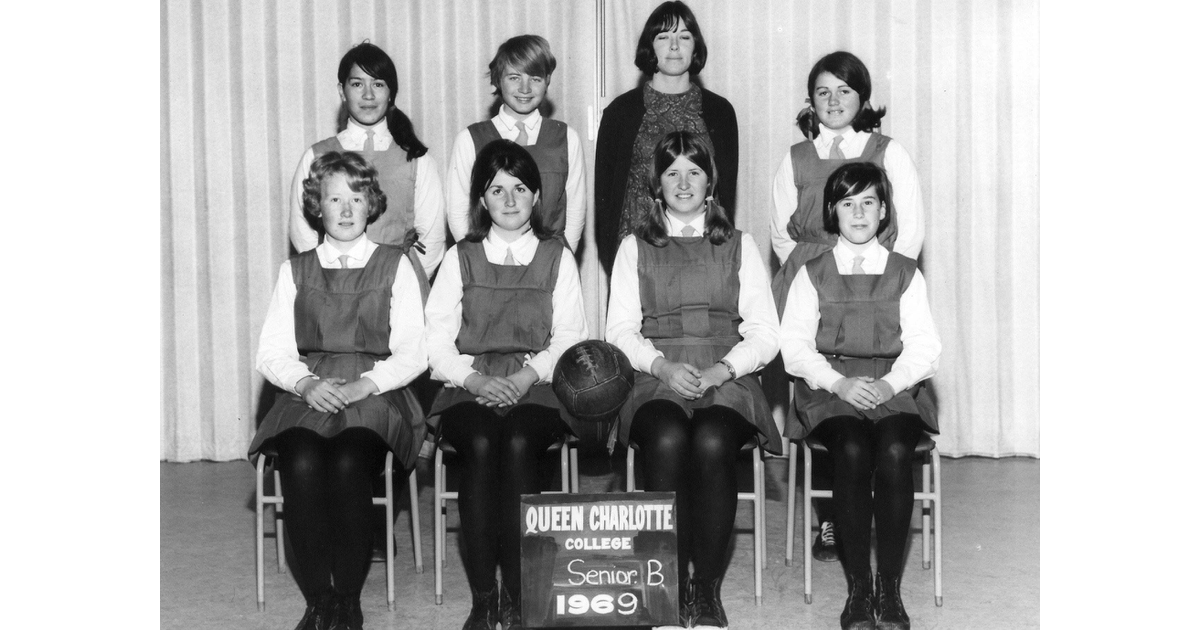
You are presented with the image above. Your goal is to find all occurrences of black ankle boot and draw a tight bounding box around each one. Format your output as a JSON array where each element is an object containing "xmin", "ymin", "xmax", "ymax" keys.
[
  {"xmin": 499, "ymin": 583, "xmax": 524, "ymax": 630},
  {"xmin": 874, "ymin": 573, "xmax": 910, "ymax": 630},
  {"xmin": 463, "ymin": 582, "xmax": 499, "ymax": 630},
  {"xmin": 328, "ymin": 593, "xmax": 364, "ymax": 630},
  {"xmin": 691, "ymin": 576, "xmax": 728, "ymax": 629},
  {"xmin": 840, "ymin": 572, "xmax": 875, "ymax": 630},
  {"xmin": 293, "ymin": 590, "xmax": 334, "ymax": 630}
]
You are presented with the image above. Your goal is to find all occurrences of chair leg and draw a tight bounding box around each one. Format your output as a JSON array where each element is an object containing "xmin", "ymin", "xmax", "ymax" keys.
[
  {"xmin": 409, "ymin": 471, "xmax": 423, "ymax": 574},
  {"xmin": 785, "ymin": 441, "xmax": 797, "ymax": 566},
  {"xmin": 921, "ymin": 455, "xmax": 932, "ymax": 570},
  {"xmin": 625, "ymin": 447, "xmax": 635, "ymax": 492},
  {"xmin": 569, "ymin": 442, "xmax": 580, "ymax": 493},
  {"xmin": 802, "ymin": 441, "xmax": 813, "ymax": 605},
  {"xmin": 383, "ymin": 452, "xmax": 396, "ymax": 611},
  {"xmin": 753, "ymin": 447, "xmax": 764, "ymax": 606},
  {"xmin": 273, "ymin": 470, "xmax": 285, "ymax": 572},
  {"xmin": 932, "ymin": 447, "xmax": 943, "ymax": 606},
  {"xmin": 434, "ymin": 448, "xmax": 445, "ymax": 605},
  {"xmin": 256, "ymin": 457, "xmax": 266, "ymax": 612},
  {"xmin": 559, "ymin": 443, "xmax": 570, "ymax": 493}
]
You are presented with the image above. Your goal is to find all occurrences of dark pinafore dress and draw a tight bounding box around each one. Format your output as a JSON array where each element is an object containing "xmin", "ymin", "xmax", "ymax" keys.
[
  {"xmin": 427, "ymin": 238, "xmax": 582, "ymax": 436},
  {"xmin": 785, "ymin": 250, "xmax": 939, "ymax": 440},
  {"xmin": 615, "ymin": 233, "xmax": 784, "ymax": 455},
  {"xmin": 770, "ymin": 134, "xmax": 896, "ymax": 315},
  {"xmin": 468, "ymin": 120, "xmax": 570, "ymax": 239},
  {"xmin": 248, "ymin": 245, "xmax": 427, "ymax": 470}
]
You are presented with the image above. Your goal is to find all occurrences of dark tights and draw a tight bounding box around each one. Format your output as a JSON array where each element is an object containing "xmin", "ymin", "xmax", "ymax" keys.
[
  {"xmin": 273, "ymin": 427, "xmax": 390, "ymax": 603},
  {"xmin": 629, "ymin": 401, "xmax": 756, "ymax": 584},
  {"xmin": 439, "ymin": 403, "xmax": 566, "ymax": 597},
  {"xmin": 811, "ymin": 414, "xmax": 924, "ymax": 577}
]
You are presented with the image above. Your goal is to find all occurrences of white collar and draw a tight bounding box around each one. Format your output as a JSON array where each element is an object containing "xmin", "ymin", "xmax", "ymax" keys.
[
  {"xmin": 497, "ymin": 105, "xmax": 542, "ymax": 132},
  {"xmin": 342, "ymin": 118, "xmax": 393, "ymax": 149},
  {"xmin": 815, "ymin": 124, "xmax": 860, "ymax": 148},
  {"xmin": 484, "ymin": 227, "xmax": 538, "ymax": 263},
  {"xmin": 317, "ymin": 234, "xmax": 371, "ymax": 264},
  {"xmin": 665, "ymin": 212, "xmax": 706, "ymax": 237},
  {"xmin": 833, "ymin": 236, "xmax": 885, "ymax": 265}
]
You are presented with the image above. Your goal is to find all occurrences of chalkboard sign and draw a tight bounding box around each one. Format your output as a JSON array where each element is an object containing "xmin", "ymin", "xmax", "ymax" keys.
[{"xmin": 520, "ymin": 492, "xmax": 678, "ymax": 627}]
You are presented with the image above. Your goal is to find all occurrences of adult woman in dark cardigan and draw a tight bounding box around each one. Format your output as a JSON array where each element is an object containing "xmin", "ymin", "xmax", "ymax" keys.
[{"xmin": 594, "ymin": 0, "xmax": 738, "ymax": 277}]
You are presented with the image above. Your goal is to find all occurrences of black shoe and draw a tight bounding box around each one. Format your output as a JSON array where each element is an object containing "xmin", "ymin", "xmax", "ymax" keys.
[
  {"xmin": 812, "ymin": 520, "xmax": 838, "ymax": 562},
  {"xmin": 328, "ymin": 594, "xmax": 364, "ymax": 630},
  {"xmin": 653, "ymin": 578, "xmax": 692, "ymax": 629},
  {"xmin": 840, "ymin": 572, "xmax": 875, "ymax": 630},
  {"xmin": 691, "ymin": 576, "xmax": 728, "ymax": 629},
  {"xmin": 463, "ymin": 582, "xmax": 499, "ymax": 630},
  {"xmin": 874, "ymin": 573, "xmax": 910, "ymax": 630},
  {"xmin": 499, "ymin": 584, "xmax": 524, "ymax": 630},
  {"xmin": 293, "ymin": 591, "xmax": 334, "ymax": 630}
]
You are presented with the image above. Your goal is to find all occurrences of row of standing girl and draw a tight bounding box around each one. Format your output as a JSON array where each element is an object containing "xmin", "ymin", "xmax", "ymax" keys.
[{"xmin": 248, "ymin": 2, "xmax": 942, "ymax": 630}]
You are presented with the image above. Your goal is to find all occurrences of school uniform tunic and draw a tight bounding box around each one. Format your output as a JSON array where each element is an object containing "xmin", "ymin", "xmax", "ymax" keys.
[
  {"xmin": 606, "ymin": 215, "xmax": 783, "ymax": 455},
  {"xmin": 769, "ymin": 125, "xmax": 925, "ymax": 314},
  {"xmin": 780, "ymin": 238, "xmax": 940, "ymax": 440},
  {"xmin": 250, "ymin": 236, "xmax": 429, "ymax": 470},
  {"xmin": 425, "ymin": 230, "xmax": 589, "ymax": 434},
  {"xmin": 444, "ymin": 107, "xmax": 587, "ymax": 251},
  {"xmin": 288, "ymin": 118, "xmax": 447, "ymax": 278}
]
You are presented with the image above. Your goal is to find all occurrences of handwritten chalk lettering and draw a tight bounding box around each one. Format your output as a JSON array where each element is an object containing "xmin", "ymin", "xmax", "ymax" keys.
[
  {"xmin": 645, "ymin": 559, "xmax": 664, "ymax": 586},
  {"xmin": 587, "ymin": 504, "xmax": 674, "ymax": 532},
  {"xmin": 563, "ymin": 537, "xmax": 633, "ymax": 551},
  {"xmin": 566, "ymin": 559, "xmax": 640, "ymax": 586},
  {"xmin": 525, "ymin": 505, "xmax": 586, "ymax": 534}
]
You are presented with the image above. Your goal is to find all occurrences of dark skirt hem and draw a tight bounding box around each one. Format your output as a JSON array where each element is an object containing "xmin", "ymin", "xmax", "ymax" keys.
[
  {"xmin": 783, "ymin": 378, "xmax": 938, "ymax": 441},
  {"xmin": 247, "ymin": 386, "xmax": 427, "ymax": 471},
  {"xmin": 613, "ymin": 372, "xmax": 784, "ymax": 455}
]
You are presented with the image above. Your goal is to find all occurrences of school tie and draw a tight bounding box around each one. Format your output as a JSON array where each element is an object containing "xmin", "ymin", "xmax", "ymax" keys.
[
  {"xmin": 363, "ymin": 129, "xmax": 375, "ymax": 153},
  {"xmin": 681, "ymin": 226, "xmax": 697, "ymax": 237},
  {"xmin": 338, "ymin": 255, "xmax": 350, "ymax": 269},
  {"xmin": 851, "ymin": 256, "xmax": 865, "ymax": 274},
  {"xmin": 503, "ymin": 247, "xmax": 517, "ymax": 265},
  {"xmin": 829, "ymin": 135, "xmax": 846, "ymax": 160},
  {"xmin": 515, "ymin": 121, "xmax": 528, "ymax": 146}
]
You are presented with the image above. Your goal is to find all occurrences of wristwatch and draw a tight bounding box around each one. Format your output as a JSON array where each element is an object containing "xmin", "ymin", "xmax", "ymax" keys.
[{"xmin": 718, "ymin": 359, "xmax": 736, "ymax": 380}]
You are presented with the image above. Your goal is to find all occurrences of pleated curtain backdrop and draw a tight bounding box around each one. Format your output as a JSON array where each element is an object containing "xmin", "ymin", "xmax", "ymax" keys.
[{"xmin": 161, "ymin": 0, "xmax": 1038, "ymax": 461}]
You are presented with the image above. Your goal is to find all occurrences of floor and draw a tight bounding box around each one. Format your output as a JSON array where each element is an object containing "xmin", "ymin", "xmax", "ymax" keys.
[{"xmin": 160, "ymin": 444, "xmax": 1039, "ymax": 629}]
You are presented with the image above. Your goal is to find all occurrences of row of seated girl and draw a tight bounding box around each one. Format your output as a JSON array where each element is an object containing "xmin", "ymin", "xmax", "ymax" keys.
[{"xmin": 249, "ymin": 129, "xmax": 939, "ymax": 630}]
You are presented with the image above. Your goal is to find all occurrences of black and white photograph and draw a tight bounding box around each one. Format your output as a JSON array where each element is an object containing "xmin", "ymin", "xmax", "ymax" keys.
[{"xmin": 8, "ymin": 0, "xmax": 1188, "ymax": 628}]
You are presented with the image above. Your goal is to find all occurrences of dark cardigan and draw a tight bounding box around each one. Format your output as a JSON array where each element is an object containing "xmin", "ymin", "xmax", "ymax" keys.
[{"xmin": 593, "ymin": 85, "xmax": 739, "ymax": 276}]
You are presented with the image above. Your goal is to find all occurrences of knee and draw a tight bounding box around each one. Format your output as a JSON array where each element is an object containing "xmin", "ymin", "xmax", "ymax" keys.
[
  {"xmin": 832, "ymin": 440, "xmax": 873, "ymax": 483},
  {"xmin": 328, "ymin": 448, "xmax": 375, "ymax": 485},
  {"xmin": 274, "ymin": 430, "xmax": 325, "ymax": 478},
  {"xmin": 461, "ymin": 430, "xmax": 499, "ymax": 462},
  {"xmin": 875, "ymin": 440, "xmax": 915, "ymax": 480},
  {"xmin": 636, "ymin": 422, "xmax": 689, "ymax": 460},
  {"xmin": 691, "ymin": 425, "xmax": 741, "ymax": 469}
]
